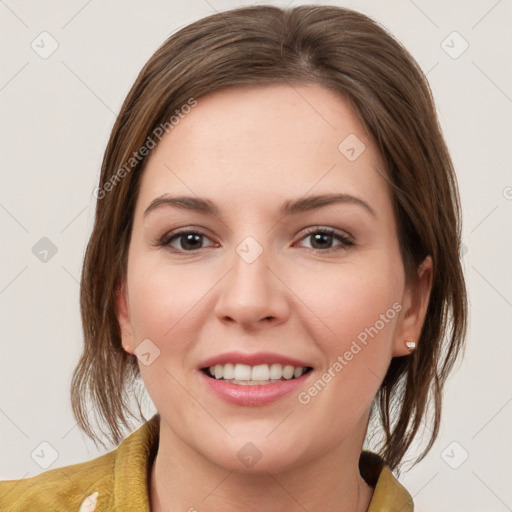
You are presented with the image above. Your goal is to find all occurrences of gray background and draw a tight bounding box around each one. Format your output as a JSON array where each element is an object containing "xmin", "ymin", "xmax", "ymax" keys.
[{"xmin": 1, "ymin": 1, "xmax": 511, "ymax": 511}]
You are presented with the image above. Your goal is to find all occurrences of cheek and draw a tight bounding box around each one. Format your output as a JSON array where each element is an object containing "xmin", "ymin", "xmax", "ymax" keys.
[
  {"xmin": 126, "ymin": 259, "xmax": 209, "ymax": 408},
  {"xmin": 127, "ymin": 255, "xmax": 211, "ymax": 343},
  {"xmin": 292, "ymin": 267, "xmax": 403, "ymax": 426},
  {"xmin": 301, "ymin": 259, "xmax": 403, "ymax": 348}
]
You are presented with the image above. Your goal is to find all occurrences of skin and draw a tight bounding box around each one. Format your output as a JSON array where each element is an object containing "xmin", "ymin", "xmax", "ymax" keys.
[{"xmin": 116, "ymin": 83, "xmax": 433, "ymax": 512}]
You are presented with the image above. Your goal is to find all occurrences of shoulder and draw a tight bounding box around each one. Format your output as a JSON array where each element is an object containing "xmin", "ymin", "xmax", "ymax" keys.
[
  {"xmin": 0, "ymin": 449, "xmax": 116, "ymax": 512},
  {"xmin": 0, "ymin": 414, "xmax": 159, "ymax": 512}
]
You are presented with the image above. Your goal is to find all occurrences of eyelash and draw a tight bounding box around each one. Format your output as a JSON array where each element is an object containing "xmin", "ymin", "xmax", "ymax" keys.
[{"xmin": 157, "ymin": 226, "xmax": 354, "ymax": 254}]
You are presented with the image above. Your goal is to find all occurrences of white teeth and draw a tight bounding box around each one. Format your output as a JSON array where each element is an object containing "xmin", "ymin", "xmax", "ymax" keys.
[
  {"xmin": 269, "ymin": 363, "xmax": 282, "ymax": 380},
  {"xmin": 282, "ymin": 365, "xmax": 295, "ymax": 379},
  {"xmin": 293, "ymin": 367, "xmax": 304, "ymax": 378},
  {"xmin": 223, "ymin": 363, "xmax": 235, "ymax": 379},
  {"xmin": 251, "ymin": 364, "xmax": 269, "ymax": 380},
  {"xmin": 229, "ymin": 379, "xmax": 284, "ymax": 385},
  {"xmin": 234, "ymin": 364, "xmax": 252, "ymax": 380},
  {"xmin": 206, "ymin": 363, "xmax": 309, "ymax": 382}
]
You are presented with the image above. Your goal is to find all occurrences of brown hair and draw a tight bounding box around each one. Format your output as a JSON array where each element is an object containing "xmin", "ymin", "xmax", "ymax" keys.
[{"xmin": 71, "ymin": 4, "xmax": 467, "ymax": 471}]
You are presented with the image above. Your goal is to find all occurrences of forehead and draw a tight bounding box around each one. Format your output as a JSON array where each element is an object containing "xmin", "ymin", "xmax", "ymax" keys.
[{"xmin": 136, "ymin": 83, "xmax": 389, "ymax": 214}]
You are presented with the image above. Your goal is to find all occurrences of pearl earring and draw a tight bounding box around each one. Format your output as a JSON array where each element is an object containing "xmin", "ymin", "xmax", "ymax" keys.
[{"xmin": 405, "ymin": 340, "xmax": 416, "ymax": 351}]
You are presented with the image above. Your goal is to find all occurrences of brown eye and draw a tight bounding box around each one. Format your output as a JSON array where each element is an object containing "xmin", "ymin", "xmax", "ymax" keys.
[
  {"xmin": 161, "ymin": 230, "xmax": 216, "ymax": 252},
  {"xmin": 297, "ymin": 228, "xmax": 353, "ymax": 252}
]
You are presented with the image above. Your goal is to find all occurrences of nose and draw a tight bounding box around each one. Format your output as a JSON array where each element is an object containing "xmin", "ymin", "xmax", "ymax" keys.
[{"xmin": 214, "ymin": 243, "xmax": 290, "ymax": 330}]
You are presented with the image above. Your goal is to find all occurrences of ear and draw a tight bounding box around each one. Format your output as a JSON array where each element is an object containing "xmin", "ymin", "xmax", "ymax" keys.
[
  {"xmin": 115, "ymin": 278, "xmax": 135, "ymax": 355},
  {"xmin": 392, "ymin": 256, "xmax": 433, "ymax": 357}
]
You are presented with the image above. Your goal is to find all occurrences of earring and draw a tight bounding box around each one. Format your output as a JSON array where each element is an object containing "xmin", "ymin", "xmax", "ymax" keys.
[{"xmin": 405, "ymin": 340, "xmax": 416, "ymax": 351}]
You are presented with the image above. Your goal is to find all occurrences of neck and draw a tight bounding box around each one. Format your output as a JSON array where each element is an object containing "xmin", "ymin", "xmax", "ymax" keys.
[{"xmin": 149, "ymin": 415, "xmax": 374, "ymax": 512}]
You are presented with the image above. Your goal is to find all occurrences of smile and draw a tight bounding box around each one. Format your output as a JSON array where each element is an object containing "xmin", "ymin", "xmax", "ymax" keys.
[
  {"xmin": 202, "ymin": 363, "xmax": 313, "ymax": 385},
  {"xmin": 199, "ymin": 365, "xmax": 313, "ymax": 406}
]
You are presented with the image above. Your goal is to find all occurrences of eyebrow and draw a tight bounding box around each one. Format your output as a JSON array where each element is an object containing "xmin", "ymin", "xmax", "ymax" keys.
[{"xmin": 143, "ymin": 193, "xmax": 376, "ymax": 219}]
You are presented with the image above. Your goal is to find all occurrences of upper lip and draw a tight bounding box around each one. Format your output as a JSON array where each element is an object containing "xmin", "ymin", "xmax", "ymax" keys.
[{"xmin": 199, "ymin": 351, "xmax": 313, "ymax": 369}]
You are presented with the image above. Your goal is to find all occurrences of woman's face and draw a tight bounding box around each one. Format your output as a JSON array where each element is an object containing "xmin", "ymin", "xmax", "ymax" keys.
[{"xmin": 117, "ymin": 83, "xmax": 431, "ymax": 473}]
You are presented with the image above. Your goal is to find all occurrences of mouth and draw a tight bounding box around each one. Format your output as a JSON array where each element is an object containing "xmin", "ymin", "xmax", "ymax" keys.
[
  {"xmin": 197, "ymin": 352, "xmax": 315, "ymax": 405},
  {"xmin": 201, "ymin": 363, "xmax": 313, "ymax": 386}
]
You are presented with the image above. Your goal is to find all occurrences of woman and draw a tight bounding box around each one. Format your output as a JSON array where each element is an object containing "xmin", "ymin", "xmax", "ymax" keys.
[{"xmin": 0, "ymin": 4, "xmax": 467, "ymax": 511}]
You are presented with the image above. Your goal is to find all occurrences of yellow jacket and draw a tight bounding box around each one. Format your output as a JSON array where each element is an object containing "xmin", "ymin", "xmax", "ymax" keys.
[{"xmin": 0, "ymin": 414, "xmax": 413, "ymax": 511}]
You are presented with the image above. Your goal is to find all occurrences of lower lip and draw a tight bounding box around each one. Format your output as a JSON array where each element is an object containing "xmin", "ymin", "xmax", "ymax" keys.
[{"xmin": 199, "ymin": 370, "xmax": 312, "ymax": 406}]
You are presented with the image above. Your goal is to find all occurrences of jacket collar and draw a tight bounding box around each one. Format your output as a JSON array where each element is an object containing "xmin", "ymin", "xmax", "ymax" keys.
[{"xmin": 108, "ymin": 414, "xmax": 413, "ymax": 511}]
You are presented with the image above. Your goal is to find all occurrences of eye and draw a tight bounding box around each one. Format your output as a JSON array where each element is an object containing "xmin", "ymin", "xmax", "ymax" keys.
[
  {"xmin": 157, "ymin": 226, "xmax": 354, "ymax": 254},
  {"xmin": 159, "ymin": 230, "xmax": 216, "ymax": 252},
  {"xmin": 296, "ymin": 227, "xmax": 354, "ymax": 252}
]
